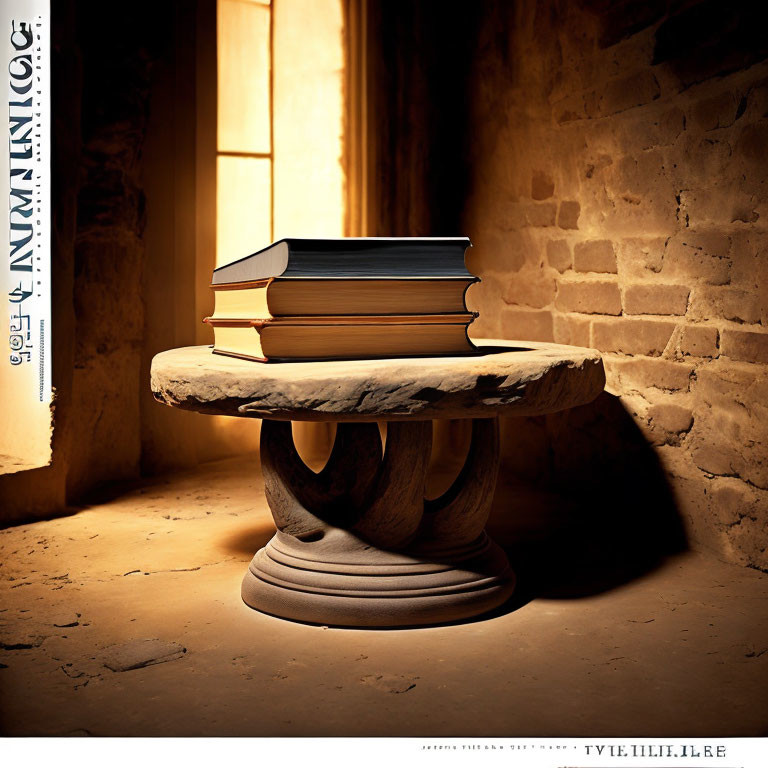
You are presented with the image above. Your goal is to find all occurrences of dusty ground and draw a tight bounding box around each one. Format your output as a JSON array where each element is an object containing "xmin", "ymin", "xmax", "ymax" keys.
[{"xmin": 1, "ymin": 454, "xmax": 767, "ymax": 737}]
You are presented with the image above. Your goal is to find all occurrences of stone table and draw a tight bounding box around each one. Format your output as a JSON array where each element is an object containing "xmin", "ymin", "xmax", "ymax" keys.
[{"xmin": 151, "ymin": 340, "xmax": 604, "ymax": 627}]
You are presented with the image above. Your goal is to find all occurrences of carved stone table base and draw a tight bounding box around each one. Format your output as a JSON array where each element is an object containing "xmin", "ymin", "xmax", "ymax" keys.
[
  {"xmin": 151, "ymin": 341, "xmax": 606, "ymax": 628},
  {"xmin": 242, "ymin": 418, "xmax": 515, "ymax": 627}
]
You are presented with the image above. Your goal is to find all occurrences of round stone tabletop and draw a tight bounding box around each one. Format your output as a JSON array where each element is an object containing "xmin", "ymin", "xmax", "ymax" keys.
[{"xmin": 150, "ymin": 339, "xmax": 605, "ymax": 422}]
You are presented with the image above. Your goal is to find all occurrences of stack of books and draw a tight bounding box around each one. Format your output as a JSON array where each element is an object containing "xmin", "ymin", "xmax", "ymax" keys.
[{"xmin": 203, "ymin": 237, "xmax": 479, "ymax": 362}]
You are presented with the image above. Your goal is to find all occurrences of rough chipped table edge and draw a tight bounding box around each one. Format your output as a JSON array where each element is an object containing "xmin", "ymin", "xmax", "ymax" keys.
[{"xmin": 150, "ymin": 338, "xmax": 606, "ymax": 423}]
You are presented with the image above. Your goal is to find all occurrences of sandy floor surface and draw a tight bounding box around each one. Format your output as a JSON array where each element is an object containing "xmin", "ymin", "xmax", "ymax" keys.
[{"xmin": 1, "ymin": 455, "xmax": 766, "ymax": 737}]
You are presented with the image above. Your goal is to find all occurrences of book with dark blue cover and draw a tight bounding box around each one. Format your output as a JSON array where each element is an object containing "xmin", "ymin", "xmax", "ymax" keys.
[{"xmin": 211, "ymin": 237, "xmax": 473, "ymax": 284}]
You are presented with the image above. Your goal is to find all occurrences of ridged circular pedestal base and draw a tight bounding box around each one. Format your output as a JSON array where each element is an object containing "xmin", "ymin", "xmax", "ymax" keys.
[{"xmin": 241, "ymin": 529, "xmax": 515, "ymax": 627}]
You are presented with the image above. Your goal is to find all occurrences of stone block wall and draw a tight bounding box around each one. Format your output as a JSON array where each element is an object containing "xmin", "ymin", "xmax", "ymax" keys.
[
  {"xmin": 464, "ymin": 0, "xmax": 767, "ymax": 570},
  {"xmin": 62, "ymin": 5, "xmax": 158, "ymax": 499}
]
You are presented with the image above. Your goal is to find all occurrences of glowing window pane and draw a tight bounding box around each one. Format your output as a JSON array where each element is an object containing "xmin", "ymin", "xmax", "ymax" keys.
[
  {"xmin": 216, "ymin": 156, "xmax": 271, "ymax": 268},
  {"xmin": 217, "ymin": 0, "xmax": 271, "ymax": 154},
  {"xmin": 272, "ymin": 0, "xmax": 344, "ymax": 238}
]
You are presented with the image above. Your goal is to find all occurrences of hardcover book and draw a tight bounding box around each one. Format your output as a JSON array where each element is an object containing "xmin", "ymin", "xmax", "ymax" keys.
[
  {"xmin": 209, "ymin": 277, "xmax": 477, "ymax": 318},
  {"xmin": 204, "ymin": 314, "xmax": 477, "ymax": 362},
  {"xmin": 206, "ymin": 237, "xmax": 479, "ymax": 361},
  {"xmin": 210, "ymin": 237, "xmax": 473, "ymax": 283}
]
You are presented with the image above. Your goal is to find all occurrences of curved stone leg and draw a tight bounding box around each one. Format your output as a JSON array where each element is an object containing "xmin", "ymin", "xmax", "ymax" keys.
[
  {"xmin": 418, "ymin": 417, "xmax": 501, "ymax": 550},
  {"xmin": 242, "ymin": 418, "xmax": 515, "ymax": 627}
]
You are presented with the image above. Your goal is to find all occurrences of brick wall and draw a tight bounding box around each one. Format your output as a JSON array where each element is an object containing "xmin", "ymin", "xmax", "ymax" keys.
[{"xmin": 464, "ymin": 0, "xmax": 767, "ymax": 571}]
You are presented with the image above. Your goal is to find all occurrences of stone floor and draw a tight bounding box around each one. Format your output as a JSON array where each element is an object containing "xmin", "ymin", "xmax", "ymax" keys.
[{"xmin": 1, "ymin": 455, "xmax": 767, "ymax": 737}]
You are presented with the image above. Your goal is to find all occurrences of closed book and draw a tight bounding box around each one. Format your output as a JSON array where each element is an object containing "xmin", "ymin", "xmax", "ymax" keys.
[
  {"xmin": 203, "ymin": 314, "xmax": 478, "ymax": 362},
  {"xmin": 210, "ymin": 277, "xmax": 477, "ymax": 318},
  {"xmin": 210, "ymin": 237, "xmax": 472, "ymax": 284}
]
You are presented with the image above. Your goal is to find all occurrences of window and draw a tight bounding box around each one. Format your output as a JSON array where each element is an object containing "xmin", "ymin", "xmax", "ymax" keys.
[{"xmin": 216, "ymin": 0, "xmax": 345, "ymax": 269}]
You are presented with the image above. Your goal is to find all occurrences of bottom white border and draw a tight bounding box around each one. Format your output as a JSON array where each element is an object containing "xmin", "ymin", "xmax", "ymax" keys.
[{"xmin": 2, "ymin": 737, "xmax": 767, "ymax": 768}]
